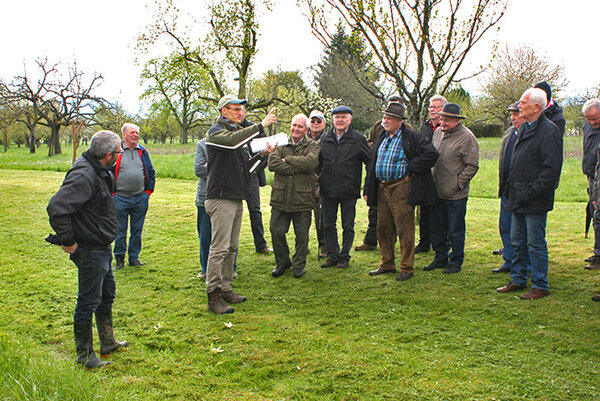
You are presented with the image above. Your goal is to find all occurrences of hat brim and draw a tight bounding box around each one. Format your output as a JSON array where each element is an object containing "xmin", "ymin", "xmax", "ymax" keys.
[
  {"xmin": 438, "ymin": 112, "xmax": 465, "ymax": 119},
  {"xmin": 229, "ymin": 99, "xmax": 247, "ymax": 105},
  {"xmin": 382, "ymin": 111, "xmax": 407, "ymax": 119}
]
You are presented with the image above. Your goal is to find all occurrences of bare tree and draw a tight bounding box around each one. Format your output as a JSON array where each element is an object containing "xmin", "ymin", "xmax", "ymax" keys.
[{"xmin": 303, "ymin": 0, "xmax": 506, "ymax": 125}]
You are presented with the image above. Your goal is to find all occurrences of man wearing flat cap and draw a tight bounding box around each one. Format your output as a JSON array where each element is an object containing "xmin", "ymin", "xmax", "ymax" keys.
[
  {"xmin": 364, "ymin": 103, "xmax": 439, "ymax": 281},
  {"xmin": 317, "ymin": 106, "xmax": 370, "ymax": 269},
  {"xmin": 425, "ymin": 103, "xmax": 479, "ymax": 274},
  {"xmin": 492, "ymin": 101, "xmax": 525, "ymax": 274},
  {"xmin": 204, "ymin": 94, "xmax": 277, "ymax": 314}
]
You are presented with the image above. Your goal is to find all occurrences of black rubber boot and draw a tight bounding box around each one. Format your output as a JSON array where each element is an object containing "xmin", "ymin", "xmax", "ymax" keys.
[
  {"xmin": 96, "ymin": 310, "xmax": 129, "ymax": 356},
  {"xmin": 74, "ymin": 321, "xmax": 111, "ymax": 369}
]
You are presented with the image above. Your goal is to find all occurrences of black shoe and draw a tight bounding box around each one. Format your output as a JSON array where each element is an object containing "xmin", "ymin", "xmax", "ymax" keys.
[
  {"xmin": 492, "ymin": 247, "xmax": 504, "ymax": 255},
  {"xmin": 293, "ymin": 269, "xmax": 305, "ymax": 278},
  {"xmin": 414, "ymin": 243, "xmax": 431, "ymax": 254},
  {"xmin": 321, "ymin": 259, "xmax": 337, "ymax": 268},
  {"xmin": 271, "ymin": 262, "xmax": 292, "ymax": 277},
  {"xmin": 337, "ymin": 259, "xmax": 349, "ymax": 269},
  {"xmin": 443, "ymin": 265, "xmax": 461, "ymax": 274},
  {"xmin": 129, "ymin": 260, "xmax": 145, "ymax": 267},
  {"xmin": 492, "ymin": 265, "xmax": 511, "ymax": 273},
  {"xmin": 593, "ymin": 294, "xmax": 600, "ymax": 302},
  {"xmin": 114, "ymin": 255, "xmax": 124, "ymax": 270},
  {"xmin": 423, "ymin": 259, "xmax": 447, "ymax": 271}
]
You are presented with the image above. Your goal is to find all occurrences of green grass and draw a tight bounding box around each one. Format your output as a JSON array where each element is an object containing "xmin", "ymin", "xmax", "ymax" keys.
[{"xmin": 1, "ymin": 155, "xmax": 599, "ymax": 400}]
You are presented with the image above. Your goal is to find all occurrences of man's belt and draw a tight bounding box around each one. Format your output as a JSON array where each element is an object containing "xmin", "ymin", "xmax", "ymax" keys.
[{"xmin": 380, "ymin": 176, "xmax": 408, "ymax": 187}]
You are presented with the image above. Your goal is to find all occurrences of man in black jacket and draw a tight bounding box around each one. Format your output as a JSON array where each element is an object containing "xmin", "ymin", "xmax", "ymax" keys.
[
  {"xmin": 534, "ymin": 81, "xmax": 566, "ymax": 136},
  {"xmin": 496, "ymin": 88, "xmax": 562, "ymax": 300},
  {"xmin": 364, "ymin": 103, "xmax": 439, "ymax": 281},
  {"xmin": 317, "ymin": 106, "xmax": 370, "ymax": 269},
  {"xmin": 47, "ymin": 130, "xmax": 128, "ymax": 369},
  {"xmin": 582, "ymin": 99, "xmax": 600, "ymax": 270},
  {"xmin": 204, "ymin": 95, "xmax": 277, "ymax": 314}
]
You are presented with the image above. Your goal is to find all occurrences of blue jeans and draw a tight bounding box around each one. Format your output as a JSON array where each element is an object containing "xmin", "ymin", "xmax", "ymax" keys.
[
  {"xmin": 197, "ymin": 206, "xmax": 212, "ymax": 274},
  {"xmin": 113, "ymin": 192, "xmax": 149, "ymax": 261},
  {"xmin": 499, "ymin": 195, "xmax": 513, "ymax": 270},
  {"xmin": 70, "ymin": 248, "xmax": 115, "ymax": 323},
  {"xmin": 510, "ymin": 212, "xmax": 549, "ymax": 291},
  {"xmin": 430, "ymin": 198, "xmax": 468, "ymax": 268}
]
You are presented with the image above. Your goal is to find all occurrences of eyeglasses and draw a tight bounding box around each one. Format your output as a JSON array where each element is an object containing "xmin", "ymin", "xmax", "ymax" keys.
[
  {"xmin": 310, "ymin": 118, "xmax": 324, "ymax": 123},
  {"xmin": 225, "ymin": 106, "xmax": 245, "ymax": 113},
  {"xmin": 111, "ymin": 150, "xmax": 124, "ymax": 154}
]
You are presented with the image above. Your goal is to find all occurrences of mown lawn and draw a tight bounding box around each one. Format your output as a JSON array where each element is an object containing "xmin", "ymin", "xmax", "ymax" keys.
[{"xmin": 1, "ymin": 138, "xmax": 599, "ymax": 400}]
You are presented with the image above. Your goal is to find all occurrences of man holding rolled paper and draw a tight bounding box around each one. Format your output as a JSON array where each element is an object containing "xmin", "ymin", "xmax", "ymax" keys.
[{"xmin": 204, "ymin": 94, "xmax": 277, "ymax": 314}]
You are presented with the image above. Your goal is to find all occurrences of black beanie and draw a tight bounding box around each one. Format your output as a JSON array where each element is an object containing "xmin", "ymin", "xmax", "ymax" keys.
[{"xmin": 534, "ymin": 81, "xmax": 552, "ymax": 102}]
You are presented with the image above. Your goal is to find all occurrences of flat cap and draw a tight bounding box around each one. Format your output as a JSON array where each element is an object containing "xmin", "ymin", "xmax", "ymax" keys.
[
  {"xmin": 332, "ymin": 106, "xmax": 353, "ymax": 115},
  {"xmin": 507, "ymin": 101, "xmax": 520, "ymax": 112}
]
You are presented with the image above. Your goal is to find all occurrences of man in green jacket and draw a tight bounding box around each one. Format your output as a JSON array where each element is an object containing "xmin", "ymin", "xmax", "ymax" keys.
[{"xmin": 268, "ymin": 114, "xmax": 320, "ymax": 278}]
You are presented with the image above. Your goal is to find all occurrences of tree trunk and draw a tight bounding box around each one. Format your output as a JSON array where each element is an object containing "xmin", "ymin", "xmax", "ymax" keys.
[
  {"xmin": 180, "ymin": 127, "xmax": 188, "ymax": 144},
  {"xmin": 48, "ymin": 125, "xmax": 62, "ymax": 156},
  {"xmin": 29, "ymin": 127, "xmax": 36, "ymax": 154}
]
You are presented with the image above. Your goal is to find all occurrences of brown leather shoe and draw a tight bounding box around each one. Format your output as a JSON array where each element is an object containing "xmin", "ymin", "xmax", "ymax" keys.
[
  {"xmin": 585, "ymin": 255, "xmax": 595, "ymax": 263},
  {"xmin": 585, "ymin": 255, "xmax": 600, "ymax": 269},
  {"xmin": 337, "ymin": 259, "xmax": 349, "ymax": 269},
  {"xmin": 395, "ymin": 271, "xmax": 414, "ymax": 281},
  {"xmin": 222, "ymin": 290, "xmax": 247, "ymax": 304},
  {"xmin": 355, "ymin": 243, "xmax": 377, "ymax": 251},
  {"xmin": 321, "ymin": 259, "xmax": 337, "ymax": 268},
  {"xmin": 520, "ymin": 288, "xmax": 549, "ymax": 300},
  {"xmin": 257, "ymin": 247, "xmax": 273, "ymax": 254},
  {"xmin": 496, "ymin": 282, "xmax": 526, "ymax": 293},
  {"xmin": 368, "ymin": 266, "xmax": 397, "ymax": 276}
]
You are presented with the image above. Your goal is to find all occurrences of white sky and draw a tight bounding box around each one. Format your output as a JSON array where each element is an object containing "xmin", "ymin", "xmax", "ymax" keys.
[{"xmin": 1, "ymin": 0, "xmax": 597, "ymax": 113}]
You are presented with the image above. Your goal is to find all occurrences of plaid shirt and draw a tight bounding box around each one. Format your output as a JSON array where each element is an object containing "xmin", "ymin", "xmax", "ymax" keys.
[{"xmin": 375, "ymin": 128, "xmax": 408, "ymax": 182}]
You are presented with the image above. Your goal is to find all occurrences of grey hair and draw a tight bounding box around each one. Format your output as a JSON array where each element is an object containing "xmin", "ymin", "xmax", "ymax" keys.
[
  {"xmin": 291, "ymin": 113, "xmax": 309, "ymax": 128},
  {"xmin": 522, "ymin": 88, "xmax": 547, "ymax": 110},
  {"xmin": 430, "ymin": 95, "xmax": 448, "ymax": 106},
  {"xmin": 89, "ymin": 130, "xmax": 121, "ymax": 158},
  {"xmin": 121, "ymin": 122, "xmax": 140, "ymax": 135},
  {"xmin": 582, "ymin": 99, "xmax": 600, "ymax": 114}
]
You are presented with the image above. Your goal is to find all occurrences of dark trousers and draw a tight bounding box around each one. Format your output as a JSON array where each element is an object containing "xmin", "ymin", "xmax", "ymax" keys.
[
  {"xmin": 270, "ymin": 208, "xmax": 312, "ymax": 273},
  {"xmin": 246, "ymin": 173, "xmax": 268, "ymax": 251},
  {"xmin": 321, "ymin": 196, "xmax": 357, "ymax": 262},
  {"xmin": 197, "ymin": 206, "xmax": 211, "ymax": 274},
  {"xmin": 430, "ymin": 197, "xmax": 468, "ymax": 268},
  {"xmin": 417, "ymin": 205, "xmax": 431, "ymax": 247},
  {"xmin": 113, "ymin": 192, "xmax": 149, "ymax": 261},
  {"xmin": 362, "ymin": 205, "xmax": 378, "ymax": 246},
  {"xmin": 70, "ymin": 248, "xmax": 115, "ymax": 323},
  {"xmin": 313, "ymin": 196, "xmax": 326, "ymax": 251}
]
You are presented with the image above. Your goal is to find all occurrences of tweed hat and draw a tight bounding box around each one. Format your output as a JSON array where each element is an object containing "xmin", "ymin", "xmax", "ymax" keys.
[
  {"xmin": 217, "ymin": 94, "xmax": 247, "ymax": 110},
  {"xmin": 332, "ymin": 106, "xmax": 353, "ymax": 115},
  {"xmin": 507, "ymin": 101, "xmax": 520, "ymax": 112},
  {"xmin": 382, "ymin": 102, "xmax": 407, "ymax": 119},
  {"xmin": 438, "ymin": 103, "xmax": 465, "ymax": 119}
]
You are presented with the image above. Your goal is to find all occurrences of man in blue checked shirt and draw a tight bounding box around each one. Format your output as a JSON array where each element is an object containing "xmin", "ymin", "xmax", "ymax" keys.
[{"xmin": 363, "ymin": 102, "xmax": 439, "ymax": 281}]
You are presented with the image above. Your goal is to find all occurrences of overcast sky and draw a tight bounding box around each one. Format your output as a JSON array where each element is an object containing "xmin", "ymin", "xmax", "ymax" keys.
[{"xmin": 1, "ymin": 0, "xmax": 597, "ymax": 114}]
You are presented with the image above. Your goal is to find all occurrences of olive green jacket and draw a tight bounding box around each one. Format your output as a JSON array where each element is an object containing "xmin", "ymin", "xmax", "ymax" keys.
[{"xmin": 268, "ymin": 136, "xmax": 320, "ymax": 213}]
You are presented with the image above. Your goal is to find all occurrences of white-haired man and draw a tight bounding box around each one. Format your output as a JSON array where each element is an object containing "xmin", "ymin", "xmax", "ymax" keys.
[
  {"xmin": 496, "ymin": 88, "xmax": 562, "ymax": 300},
  {"xmin": 111, "ymin": 123, "xmax": 156, "ymax": 269},
  {"xmin": 582, "ymin": 99, "xmax": 600, "ymax": 270}
]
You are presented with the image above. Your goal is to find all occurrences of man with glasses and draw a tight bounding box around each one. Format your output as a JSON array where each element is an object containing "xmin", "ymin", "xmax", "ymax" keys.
[
  {"xmin": 47, "ymin": 130, "xmax": 128, "ymax": 368},
  {"xmin": 416, "ymin": 95, "xmax": 447, "ymax": 254},
  {"xmin": 111, "ymin": 123, "xmax": 156, "ymax": 269},
  {"xmin": 307, "ymin": 110, "xmax": 328, "ymax": 258},
  {"xmin": 204, "ymin": 94, "xmax": 277, "ymax": 314}
]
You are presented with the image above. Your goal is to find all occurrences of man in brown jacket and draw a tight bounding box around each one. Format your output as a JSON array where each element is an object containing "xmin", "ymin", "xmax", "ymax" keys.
[
  {"xmin": 425, "ymin": 103, "xmax": 479, "ymax": 274},
  {"xmin": 268, "ymin": 114, "xmax": 320, "ymax": 278}
]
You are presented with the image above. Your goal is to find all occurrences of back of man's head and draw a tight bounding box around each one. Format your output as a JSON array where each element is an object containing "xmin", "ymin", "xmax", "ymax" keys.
[{"xmin": 89, "ymin": 130, "xmax": 121, "ymax": 159}]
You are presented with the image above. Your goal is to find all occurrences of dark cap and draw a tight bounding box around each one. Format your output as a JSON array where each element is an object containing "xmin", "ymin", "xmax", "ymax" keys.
[
  {"xmin": 507, "ymin": 101, "xmax": 520, "ymax": 112},
  {"xmin": 438, "ymin": 103, "xmax": 465, "ymax": 119},
  {"xmin": 382, "ymin": 102, "xmax": 407, "ymax": 119},
  {"xmin": 332, "ymin": 106, "xmax": 353, "ymax": 115},
  {"xmin": 534, "ymin": 81, "xmax": 552, "ymax": 102}
]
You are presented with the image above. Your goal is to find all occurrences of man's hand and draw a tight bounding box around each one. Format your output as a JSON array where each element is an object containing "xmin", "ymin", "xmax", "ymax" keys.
[
  {"xmin": 61, "ymin": 243, "xmax": 78, "ymax": 254},
  {"xmin": 261, "ymin": 107, "xmax": 278, "ymax": 128},
  {"xmin": 364, "ymin": 195, "xmax": 368, "ymax": 202},
  {"xmin": 260, "ymin": 142, "xmax": 278, "ymax": 157}
]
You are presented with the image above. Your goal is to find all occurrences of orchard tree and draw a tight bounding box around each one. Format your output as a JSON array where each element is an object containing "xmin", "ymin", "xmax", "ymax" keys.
[
  {"xmin": 479, "ymin": 45, "xmax": 568, "ymax": 126},
  {"xmin": 303, "ymin": 0, "xmax": 507, "ymax": 126}
]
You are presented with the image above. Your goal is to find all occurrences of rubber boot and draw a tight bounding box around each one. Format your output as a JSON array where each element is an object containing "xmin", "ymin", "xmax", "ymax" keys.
[
  {"xmin": 96, "ymin": 310, "xmax": 129, "ymax": 356},
  {"xmin": 207, "ymin": 289, "xmax": 234, "ymax": 314},
  {"xmin": 74, "ymin": 321, "xmax": 111, "ymax": 369}
]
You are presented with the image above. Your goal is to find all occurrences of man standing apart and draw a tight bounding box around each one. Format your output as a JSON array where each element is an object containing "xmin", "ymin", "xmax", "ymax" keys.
[
  {"xmin": 318, "ymin": 106, "xmax": 370, "ymax": 269},
  {"xmin": 111, "ymin": 123, "xmax": 156, "ymax": 269},
  {"xmin": 416, "ymin": 94, "xmax": 447, "ymax": 254},
  {"xmin": 205, "ymin": 95, "xmax": 277, "ymax": 314},
  {"xmin": 581, "ymin": 99, "xmax": 600, "ymax": 269},
  {"xmin": 496, "ymin": 88, "xmax": 562, "ymax": 300},
  {"xmin": 534, "ymin": 81, "xmax": 566, "ymax": 136},
  {"xmin": 364, "ymin": 103, "xmax": 439, "ymax": 281},
  {"xmin": 492, "ymin": 102, "xmax": 525, "ymax": 274},
  {"xmin": 425, "ymin": 103, "xmax": 479, "ymax": 274},
  {"xmin": 269, "ymin": 114, "xmax": 320, "ymax": 278},
  {"xmin": 47, "ymin": 130, "xmax": 128, "ymax": 368},
  {"xmin": 307, "ymin": 110, "xmax": 327, "ymax": 258}
]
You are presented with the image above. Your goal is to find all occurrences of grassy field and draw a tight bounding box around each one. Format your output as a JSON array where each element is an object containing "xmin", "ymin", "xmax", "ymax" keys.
[{"xmin": 1, "ymin": 138, "xmax": 599, "ymax": 400}]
